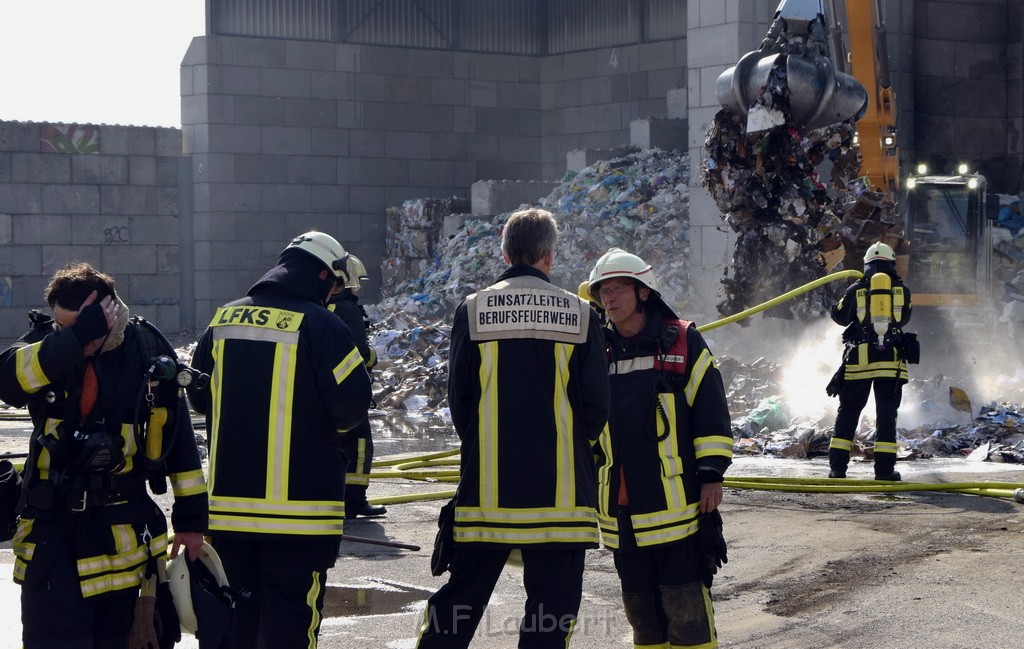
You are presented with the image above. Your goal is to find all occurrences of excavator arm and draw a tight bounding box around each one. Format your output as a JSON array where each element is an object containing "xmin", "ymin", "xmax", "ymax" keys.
[{"xmin": 841, "ymin": 0, "xmax": 899, "ymax": 199}]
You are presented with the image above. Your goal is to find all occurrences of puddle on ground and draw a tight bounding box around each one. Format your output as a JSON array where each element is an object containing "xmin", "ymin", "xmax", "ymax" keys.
[
  {"xmin": 866, "ymin": 494, "xmax": 913, "ymax": 502},
  {"xmin": 322, "ymin": 580, "xmax": 434, "ymax": 617}
]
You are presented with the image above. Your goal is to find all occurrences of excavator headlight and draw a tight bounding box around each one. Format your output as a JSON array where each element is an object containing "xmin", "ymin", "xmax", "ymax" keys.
[
  {"xmin": 852, "ymin": 133, "xmax": 860, "ymax": 146},
  {"xmin": 958, "ymin": 163, "xmax": 970, "ymax": 175},
  {"xmin": 916, "ymin": 163, "xmax": 928, "ymax": 175},
  {"xmin": 968, "ymin": 177, "xmax": 979, "ymax": 189},
  {"xmin": 882, "ymin": 135, "xmax": 895, "ymax": 147},
  {"xmin": 905, "ymin": 178, "xmax": 917, "ymax": 189}
]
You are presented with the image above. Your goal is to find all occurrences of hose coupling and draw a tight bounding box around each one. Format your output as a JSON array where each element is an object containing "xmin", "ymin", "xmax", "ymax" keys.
[{"xmin": 1014, "ymin": 488, "xmax": 1024, "ymax": 503}]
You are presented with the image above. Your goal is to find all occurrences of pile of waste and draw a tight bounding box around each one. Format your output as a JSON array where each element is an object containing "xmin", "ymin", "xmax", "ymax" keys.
[
  {"xmin": 722, "ymin": 356, "xmax": 1024, "ymax": 463},
  {"xmin": 366, "ymin": 149, "xmax": 692, "ymax": 415},
  {"xmin": 700, "ymin": 109, "xmax": 906, "ymax": 321},
  {"xmin": 993, "ymin": 226, "xmax": 1024, "ymax": 313},
  {"xmin": 372, "ymin": 148, "xmax": 693, "ymax": 320}
]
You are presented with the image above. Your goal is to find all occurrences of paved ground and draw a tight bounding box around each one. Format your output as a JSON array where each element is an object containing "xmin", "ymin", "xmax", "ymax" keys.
[{"xmin": 2, "ymin": 413, "xmax": 1024, "ymax": 648}]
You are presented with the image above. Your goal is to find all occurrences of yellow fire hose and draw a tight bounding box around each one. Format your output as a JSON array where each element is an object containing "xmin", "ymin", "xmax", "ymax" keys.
[
  {"xmin": 362, "ymin": 270, "xmax": 1024, "ymax": 507},
  {"xmin": 696, "ymin": 269, "xmax": 863, "ymax": 332}
]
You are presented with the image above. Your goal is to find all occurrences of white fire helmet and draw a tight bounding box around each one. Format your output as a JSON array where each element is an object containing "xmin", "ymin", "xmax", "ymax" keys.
[
  {"xmin": 863, "ymin": 241, "xmax": 896, "ymax": 264},
  {"xmin": 344, "ymin": 255, "xmax": 369, "ymax": 291},
  {"xmin": 285, "ymin": 231, "xmax": 350, "ymax": 280},
  {"xmin": 167, "ymin": 542, "xmax": 234, "ymax": 636},
  {"xmin": 587, "ymin": 248, "xmax": 659, "ymax": 303}
]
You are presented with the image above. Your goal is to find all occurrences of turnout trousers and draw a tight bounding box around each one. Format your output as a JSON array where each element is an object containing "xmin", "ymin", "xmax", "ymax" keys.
[
  {"xmin": 211, "ymin": 536, "xmax": 340, "ymax": 649},
  {"xmin": 416, "ymin": 545, "xmax": 586, "ymax": 649},
  {"xmin": 613, "ymin": 510, "xmax": 718, "ymax": 649},
  {"xmin": 21, "ymin": 528, "xmax": 136, "ymax": 649},
  {"xmin": 829, "ymin": 377, "xmax": 903, "ymax": 477}
]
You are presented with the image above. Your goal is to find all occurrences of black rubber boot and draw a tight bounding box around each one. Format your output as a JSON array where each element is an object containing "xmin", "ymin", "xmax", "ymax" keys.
[
  {"xmin": 621, "ymin": 591, "xmax": 667, "ymax": 647},
  {"xmin": 661, "ymin": 582, "xmax": 717, "ymax": 648},
  {"xmin": 874, "ymin": 455, "xmax": 901, "ymax": 481},
  {"xmin": 828, "ymin": 448, "xmax": 849, "ymax": 479},
  {"xmin": 345, "ymin": 502, "xmax": 387, "ymax": 519}
]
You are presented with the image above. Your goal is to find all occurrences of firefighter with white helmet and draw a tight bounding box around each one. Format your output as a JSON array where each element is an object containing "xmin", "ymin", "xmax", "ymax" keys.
[
  {"xmin": 327, "ymin": 254, "xmax": 385, "ymax": 519},
  {"xmin": 588, "ymin": 248, "xmax": 733, "ymax": 648},
  {"xmin": 190, "ymin": 230, "xmax": 372, "ymax": 647},
  {"xmin": 826, "ymin": 240, "xmax": 914, "ymax": 481}
]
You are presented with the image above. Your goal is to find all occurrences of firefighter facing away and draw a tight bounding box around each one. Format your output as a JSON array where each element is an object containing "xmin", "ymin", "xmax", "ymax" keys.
[
  {"xmin": 416, "ymin": 208, "xmax": 610, "ymax": 648},
  {"xmin": 327, "ymin": 254, "xmax": 387, "ymax": 519},
  {"xmin": 827, "ymin": 241, "xmax": 913, "ymax": 481},
  {"xmin": 190, "ymin": 231, "xmax": 373, "ymax": 648},
  {"xmin": 587, "ymin": 248, "xmax": 733, "ymax": 649}
]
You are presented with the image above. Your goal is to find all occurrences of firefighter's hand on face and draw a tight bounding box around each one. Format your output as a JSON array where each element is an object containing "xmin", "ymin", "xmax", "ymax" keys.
[
  {"xmin": 171, "ymin": 531, "xmax": 206, "ymax": 562},
  {"xmin": 62, "ymin": 290, "xmax": 117, "ymax": 356},
  {"xmin": 699, "ymin": 481, "xmax": 723, "ymax": 514}
]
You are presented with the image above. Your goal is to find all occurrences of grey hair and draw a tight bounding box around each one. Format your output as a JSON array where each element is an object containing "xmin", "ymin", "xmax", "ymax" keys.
[{"xmin": 501, "ymin": 208, "xmax": 558, "ymax": 265}]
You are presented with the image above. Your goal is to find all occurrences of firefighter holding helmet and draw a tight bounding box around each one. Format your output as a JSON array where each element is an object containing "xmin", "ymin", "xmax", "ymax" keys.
[
  {"xmin": 588, "ymin": 248, "xmax": 732, "ymax": 649},
  {"xmin": 827, "ymin": 241, "xmax": 914, "ymax": 481},
  {"xmin": 190, "ymin": 231, "xmax": 372, "ymax": 647}
]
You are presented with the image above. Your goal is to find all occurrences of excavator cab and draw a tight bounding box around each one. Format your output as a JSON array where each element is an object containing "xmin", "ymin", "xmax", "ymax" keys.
[{"xmin": 903, "ymin": 170, "xmax": 993, "ymax": 308}]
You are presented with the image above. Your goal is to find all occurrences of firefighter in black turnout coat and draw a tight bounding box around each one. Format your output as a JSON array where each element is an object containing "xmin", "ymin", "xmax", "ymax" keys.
[
  {"xmin": 416, "ymin": 209, "xmax": 610, "ymax": 649},
  {"xmin": 588, "ymin": 248, "xmax": 733, "ymax": 649},
  {"xmin": 0, "ymin": 262, "xmax": 207, "ymax": 648},
  {"xmin": 327, "ymin": 254, "xmax": 386, "ymax": 519},
  {"xmin": 190, "ymin": 231, "xmax": 372, "ymax": 648},
  {"xmin": 828, "ymin": 241, "xmax": 913, "ymax": 481}
]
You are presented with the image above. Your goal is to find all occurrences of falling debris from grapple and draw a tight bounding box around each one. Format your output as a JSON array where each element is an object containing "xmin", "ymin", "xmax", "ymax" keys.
[{"xmin": 702, "ymin": 0, "xmax": 907, "ymax": 321}]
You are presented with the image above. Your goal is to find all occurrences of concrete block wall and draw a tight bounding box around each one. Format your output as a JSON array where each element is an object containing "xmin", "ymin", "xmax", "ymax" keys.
[
  {"xmin": 181, "ymin": 37, "xmax": 545, "ymax": 326},
  {"xmin": 685, "ymin": 0, "xmax": 776, "ymax": 323},
  {"xmin": 470, "ymin": 180, "xmax": 559, "ymax": 216},
  {"xmin": 539, "ymin": 39, "xmax": 687, "ymax": 180},
  {"xmin": 0, "ymin": 121, "xmax": 182, "ymax": 340}
]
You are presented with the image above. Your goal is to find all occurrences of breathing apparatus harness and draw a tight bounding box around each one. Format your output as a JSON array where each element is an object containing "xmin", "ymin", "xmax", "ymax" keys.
[{"xmin": 22, "ymin": 316, "xmax": 207, "ymax": 512}]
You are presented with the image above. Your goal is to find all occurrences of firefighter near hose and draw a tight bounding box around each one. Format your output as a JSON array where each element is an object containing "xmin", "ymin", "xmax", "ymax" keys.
[
  {"xmin": 327, "ymin": 254, "xmax": 387, "ymax": 520},
  {"xmin": 587, "ymin": 248, "xmax": 733, "ymax": 649},
  {"xmin": 826, "ymin": 241, "xmax": 916, "ymax": 481}
]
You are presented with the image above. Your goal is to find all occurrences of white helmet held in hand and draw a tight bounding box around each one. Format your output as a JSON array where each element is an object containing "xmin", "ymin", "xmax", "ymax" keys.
[
  {"xmin": 587, "ymin": 248, "xmax": 659, "ymax": 303},
  {"xmin": 167, "ymin": 542, "xmax": 235, "ymax": 637},
  {"xmin": 285, "ymin": 231, "xmax": 350, "ymax": 280}
]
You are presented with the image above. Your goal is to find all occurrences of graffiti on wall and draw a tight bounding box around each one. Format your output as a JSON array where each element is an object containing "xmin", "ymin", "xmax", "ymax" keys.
[
  {"xmin": 40, "ymin": 124, "xmax": 100, "ymax": 154},
  {"xmin": 104, "ymin": 226, "xmax": 129, "ymax": 244},
  {"xmin": 0, "ymin": 277, "xmax": 11, "ymax": 307}
]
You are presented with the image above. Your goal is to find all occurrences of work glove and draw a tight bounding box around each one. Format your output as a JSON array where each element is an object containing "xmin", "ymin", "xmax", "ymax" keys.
[
  {"xmin": 698, "ymin": 508, "xmax": 728, "ymax": 589},
  {"xmin": 430, "ymin": 496, "xmax": 457, "ymax": 577},
  {"xmin": 825, "ymin": 366, "xmax": 844, "ymax": 398},
  {"xmin": 128, "ymin": 574, "xmax": 160, "ymax": 649},
  {"xmin": 70, "ymin": 302, "xmax": 110, "ymax": 347}
]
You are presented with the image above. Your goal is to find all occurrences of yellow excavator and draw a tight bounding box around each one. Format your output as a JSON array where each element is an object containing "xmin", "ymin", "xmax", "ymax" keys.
[{"xmin": 716, "ymin": 0, "xmax": 996, "ymax": 316}]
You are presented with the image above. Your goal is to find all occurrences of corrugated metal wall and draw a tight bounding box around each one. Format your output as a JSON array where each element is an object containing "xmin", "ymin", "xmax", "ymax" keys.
[
  {"xmin": 644, "ymin": 0, "xmax": 686, "ymax": 42},
  {"xmin": 210, "ymin": 0, "xmax": 684, "ymax": 52},
  {"xmin": 460, "ymin": 0, "xmax": 543, "ymax": 55},
  {"xmin": 547, "ymin": 0, "xmax": 638, "ymax": 54},
  {"xmin": 342, "ymin": 0, "xmax": 452, "ymax": 49},
  {"xmin": 213, "ymin": 0, "xmax": 336, "ymax": 41}
]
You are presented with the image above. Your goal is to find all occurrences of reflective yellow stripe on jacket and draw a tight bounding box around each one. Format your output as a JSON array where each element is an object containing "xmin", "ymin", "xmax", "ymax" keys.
[
  {"xmin": 210, "ymin": 496, "xmax": 346, "ymax": 536},
  {"xmin": 13, "ymin": 344, "xmax": 49, "ymax": 393}
]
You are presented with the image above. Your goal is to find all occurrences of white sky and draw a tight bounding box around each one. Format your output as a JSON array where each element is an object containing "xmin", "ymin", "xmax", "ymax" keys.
[{"xmin": 0, "ymin": 1, "xmax": 206, "ymax": 128}]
